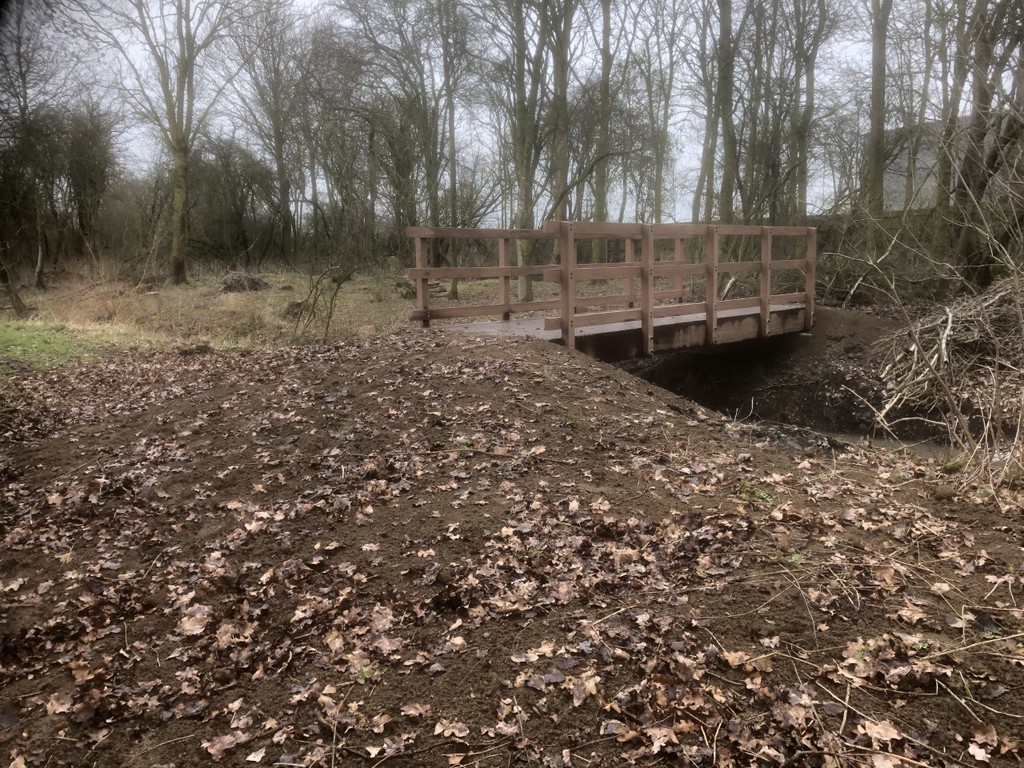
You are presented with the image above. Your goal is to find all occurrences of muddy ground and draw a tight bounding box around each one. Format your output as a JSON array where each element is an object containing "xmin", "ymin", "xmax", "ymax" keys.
[
  {"xmin": 2, "ymin": 311, "xmax": 1023, "ymax": 767},
  {"xmin": 624, "ymin": 306, "xmax": 915, "ymax": 439}
]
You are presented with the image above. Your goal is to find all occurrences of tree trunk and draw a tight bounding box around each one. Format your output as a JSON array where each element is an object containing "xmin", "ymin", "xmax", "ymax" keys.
[
  {"xmin": 34, "ymin": 191, "xmax": 46, "ymax": 289},
  {"xmin": 866, "ymin": 0, "xmax": 894, "ymax": 221},
  {"xmin": 932, "ymin": 0, "xmax": 970, "ymax": 261},
  {"xmin": 274, "ymin": 134, "xmax": 293, "ymax": 262},
  {"xmin": 548, "ymin": 0, "xmax": 574, "ymax": 224},
  {"xmin": 170, "ymin": 138, "xmax": 189, "ymax": 284},
  {"xmin": 591, "ymin": 0, "xmax": 611, "ymax": 261},
  {"xmin": 717, "ymin": 0, "xmax": 738, "ymax": 223}
]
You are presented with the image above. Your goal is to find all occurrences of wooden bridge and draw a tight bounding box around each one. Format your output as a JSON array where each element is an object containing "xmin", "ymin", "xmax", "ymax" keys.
[{"xmin": 407, "ymin": 221, "xmax": 815, "ymax": 361}]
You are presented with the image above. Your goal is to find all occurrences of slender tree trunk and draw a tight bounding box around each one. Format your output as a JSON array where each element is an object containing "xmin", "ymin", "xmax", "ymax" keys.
[
  {"xmin": 170, "ymin": 137, "xmax": 189, "ymax": 284},
  {"xmin": 933, "ymin": 0, "xmax": 970, "ymax": 261},
  {"xmin": 549, "ymin": 0, "xmax": 575, "ymax": 223},
  {"xmin": 592, "ymin": 0, "xmax": 611, "ymax": 260},
  {"xmin": 717, "ymin": 0, "xmax": 738, "ymax": 223},
  {"xmin": 274, "ymin": 132, "xmax": 293, "ymax": 262},
  {"xmin": 866, "ymin": 0, "xmax": 894, "ymax": 221},
  {"xmin": 33, "ymin": 190, "xmax": 46, "ymax": 289},
  {"xmin": 444, "ymin": 0, "xmax": 460, "ymax": 298}
]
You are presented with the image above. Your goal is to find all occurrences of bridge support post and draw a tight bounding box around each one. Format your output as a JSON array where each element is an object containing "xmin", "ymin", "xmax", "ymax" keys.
[
  {"xmin": 805, "ymin": 227, "xmax": 816, "ymax": 331},
  {"xmin": 558, "ymin": 222, "xmax": 577, "ymax": 349},
  {"xmin": 414, "ymin": 236, "xmax": 430, "ymax": 328},
  {"xmin": 498, "ymin": 237, "xmax": 511, "ymax": 321},
  {"xmin": 624, "ymin": 238, "xmax": 636, "ymax": 309},
  {"xmin": 704, "ymin": 226, "xmax": 719, "ymax": 345},
  {"xmin": 760, "ymin": 227, "xmax": 772, "ymax": 337},
  {"xmin": 640, "ymin": 224, "xmax": 654, "ymax": 355}
]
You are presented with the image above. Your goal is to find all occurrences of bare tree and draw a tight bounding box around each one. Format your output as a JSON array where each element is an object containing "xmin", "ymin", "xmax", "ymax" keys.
[
  {"xmin": 0, "ymin": 0, "xmax": 76, "ymax": 286},
  {"xmin": 75, "ymin": 0, "xmax": 255, "ymax": 283},
  {"xmin": 864, "ymin": 0, "xmax": 894, "ymax": 227},
  {"xmin": 227, "ymin": 0, "xmax": 306, "ymax": 262}
]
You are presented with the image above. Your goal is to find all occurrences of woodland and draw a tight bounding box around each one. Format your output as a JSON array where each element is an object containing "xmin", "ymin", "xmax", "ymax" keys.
[
  {"xmin": 0, "ymin": 0, "xmax": 1020, "ymax": 289},
  {"xmin": 3, "ymin": 0, "xmax": 1024, "ymax": 766}
]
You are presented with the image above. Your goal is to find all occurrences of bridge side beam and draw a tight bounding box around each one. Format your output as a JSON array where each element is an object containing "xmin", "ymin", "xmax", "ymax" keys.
[
  {"xmin": 640, "ymin": 224, "xmax": 654, "ymax": 355},
  {"xmin": 559, "ymin": 222, "xmax": 577, "ymax": 349},
  {"xmin": 704, "ymin": 226, "xmax": 719, "ymax": 344},
  {"xmin": 805, "ymin": 227, "xmax": 817, "ymax": 331},
  {"xmin": 760, "ymin": 227, "xmax": 772, "ymax": 337}
]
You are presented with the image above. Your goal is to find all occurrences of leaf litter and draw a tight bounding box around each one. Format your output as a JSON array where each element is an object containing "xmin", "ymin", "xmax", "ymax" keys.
[{"xmin": 1, "ymin": 332, "xmax": 1023, "ymax": 766}]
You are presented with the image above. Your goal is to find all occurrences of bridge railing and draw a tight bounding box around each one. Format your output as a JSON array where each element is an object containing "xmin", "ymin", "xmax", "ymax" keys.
[
  {"xmin": 406, "ymin": 227, "xmax": 560, "ymax": 324},
  {"xmin": 407, "ymin": 222, "xmax": 816, "ymax": 354}
]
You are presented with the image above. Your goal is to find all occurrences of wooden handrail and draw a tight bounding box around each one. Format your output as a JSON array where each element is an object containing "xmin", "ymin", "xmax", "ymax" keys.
[{"xmin": 405, "ymin": 222, "xmax": 816, "ymax": 350}]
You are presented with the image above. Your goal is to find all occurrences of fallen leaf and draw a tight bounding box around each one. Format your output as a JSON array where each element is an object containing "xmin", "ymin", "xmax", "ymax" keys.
[{"xmin": 178, "ymin": 604, "xmax": 213, "ymax": 636}]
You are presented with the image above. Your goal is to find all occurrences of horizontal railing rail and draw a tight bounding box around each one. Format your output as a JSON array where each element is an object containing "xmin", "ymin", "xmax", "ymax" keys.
[{"xmin": 406, "ymin": 221, "xmax": 816, "ymax": 354}]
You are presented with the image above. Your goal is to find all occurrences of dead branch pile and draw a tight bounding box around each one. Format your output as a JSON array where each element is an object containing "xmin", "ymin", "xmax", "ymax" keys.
[
  {"xmin": 220, "ymin": 271, "xmax": 270, "ymax": 293},
  {"xmin": 879, "ymin": 277, "xmax": 1024, "ymax": 459}
]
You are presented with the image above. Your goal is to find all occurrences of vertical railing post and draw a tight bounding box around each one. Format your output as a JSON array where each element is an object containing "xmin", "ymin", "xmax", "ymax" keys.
[
  {"xmin": 624, "ymin": 238, "xmax": 636, "ymax": 308},
  {"xmin": 673, "ymin": 237, "xmax": 684, "ymax": 302},
  {"xmin": 760, "ymin": 227, "xmax": 772, "ymax": 337},
  {"xmin": 704, "ymin": 226, "xmax": 719, "ymax": 345},
  {"xmin": 414, "ymin": 236, "xmax": 430, "ymax": 328},
  {"xmin": 641, "ymin": 224, "xmax": 654, "ymax": 355},
  {"xmin": 559, "ymin": 222, "xmax": 577, "ymax": 349},
  {"xmin": 498, "ymin": 237, "xmax": 511, "ymax": 321},
  {"xmin": 805, "ymin": 227, "xmax": 816, "ymax": 331}
]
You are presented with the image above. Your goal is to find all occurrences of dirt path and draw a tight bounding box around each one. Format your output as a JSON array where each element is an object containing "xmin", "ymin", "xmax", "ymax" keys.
[{"xmin": 2, "ymin": 329, "xmax": 1023, "ymax": 766}]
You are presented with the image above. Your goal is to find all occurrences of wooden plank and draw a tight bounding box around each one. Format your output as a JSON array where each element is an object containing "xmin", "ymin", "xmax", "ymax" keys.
[
  {"xmin": 760, "ymin": 227, "xmax": 771, "ymax": 337},
  {"xmin": 650, "ymin": 223, "xmax": 706, "ymax": 238},
  {"xmin": 651, "ymin": 262, "xmax": 705, "ymax": 278},
  {"xmin": 770, "ymin": 291, "xmax": 808, "ymax": 305},
  {"xmin": 805, "ymin": 227, "xmax": 816, "ymax": 331},
  {"xmin": 768, "ymin": 259, "xmax": 808, "ymax": 271},
  {"xmin": 543, "ymin": 307, "xmax": 642, "ymax": 330},
  {"xmin": 716, "ymin": 261, "xmax": 761, "ymax": 274},
  {"xmin": 641, "ymin": 224, "xmax": 654, "ymax": 355},
  {"xmin": 767, "ymin": 225, "xmax": 813, "ymax": 236},
  {"xmin": 414, "ymin": 236, "xmax": 429, "ymax": 328},
  {"xmin": 705, "ymin": 226, "xmax": 718, "ymax": 344},
  {"xmin": 714, "ymin": 224, "xmax": 763, "ymax": 236},
  {"xmin": 577, "ymin": 293, "xmax": 631, "ymax": 309},
  {"xmin": 624, "ymin": 239, "xmax": 636, "ymax": 307},
  {"xmin": 574, "ymin": 264, "xmax": 643, "ymax": 281},
  {"xmin": 558, "ymin": 221, "xmax": 644, "ymax": 238},
  {"xmin": 406, "ymin": 226, "xmax": 552, "ymax": 240},
  {"xmin": 408, "ymin": 265, "xmax": 547, "ymax": 279},
  {"xmin": 653, "ymin": 289, "xmax": 701, "ymax": 303},
  {"xmin": 498, "ymin": 237, "xmax": 510, "ymax": 320},
  {"xmin": 560, "ymin": 223, "xmax": 577, "ymax": 348},
  {"xmin": 410, "ymin": 299, "xmax": 561, "ymax": 321},
  {"xmin": 652, "ymin": 302, "xmax": 705, "ymax": 318},
  {"xmin": 717, "ymin": 296, "xmax": 762, "ymax": 312},
  {"xmin": 715, "ymin": 315, "xmax": 762, "ymax": 344}
]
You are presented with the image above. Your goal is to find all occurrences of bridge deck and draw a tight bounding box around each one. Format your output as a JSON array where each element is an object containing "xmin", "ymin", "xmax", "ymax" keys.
[
  {"xmin": 440, "ymin": 303, "xmax": 808, "ymax": 361},
  {"xmin": 407, "ymin": 222, "xmax": 815, "ymax": 360}
]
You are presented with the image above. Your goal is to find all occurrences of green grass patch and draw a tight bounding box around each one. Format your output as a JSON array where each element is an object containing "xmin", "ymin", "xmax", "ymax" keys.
[{"xmin": 0, "ymin": 320, "xmax": 160, "ymax": 374}]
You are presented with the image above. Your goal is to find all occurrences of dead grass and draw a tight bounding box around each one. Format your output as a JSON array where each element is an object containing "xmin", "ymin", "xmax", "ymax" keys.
[{"xmin": 0, "ymin": 270, "xmax": 413, "ymax": 370}]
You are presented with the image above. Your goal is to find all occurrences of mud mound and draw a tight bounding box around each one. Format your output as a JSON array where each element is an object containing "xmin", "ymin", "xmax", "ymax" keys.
[{"xmin": 2, "ymin": 333, "xmax": 1023, "ymax": 766}]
